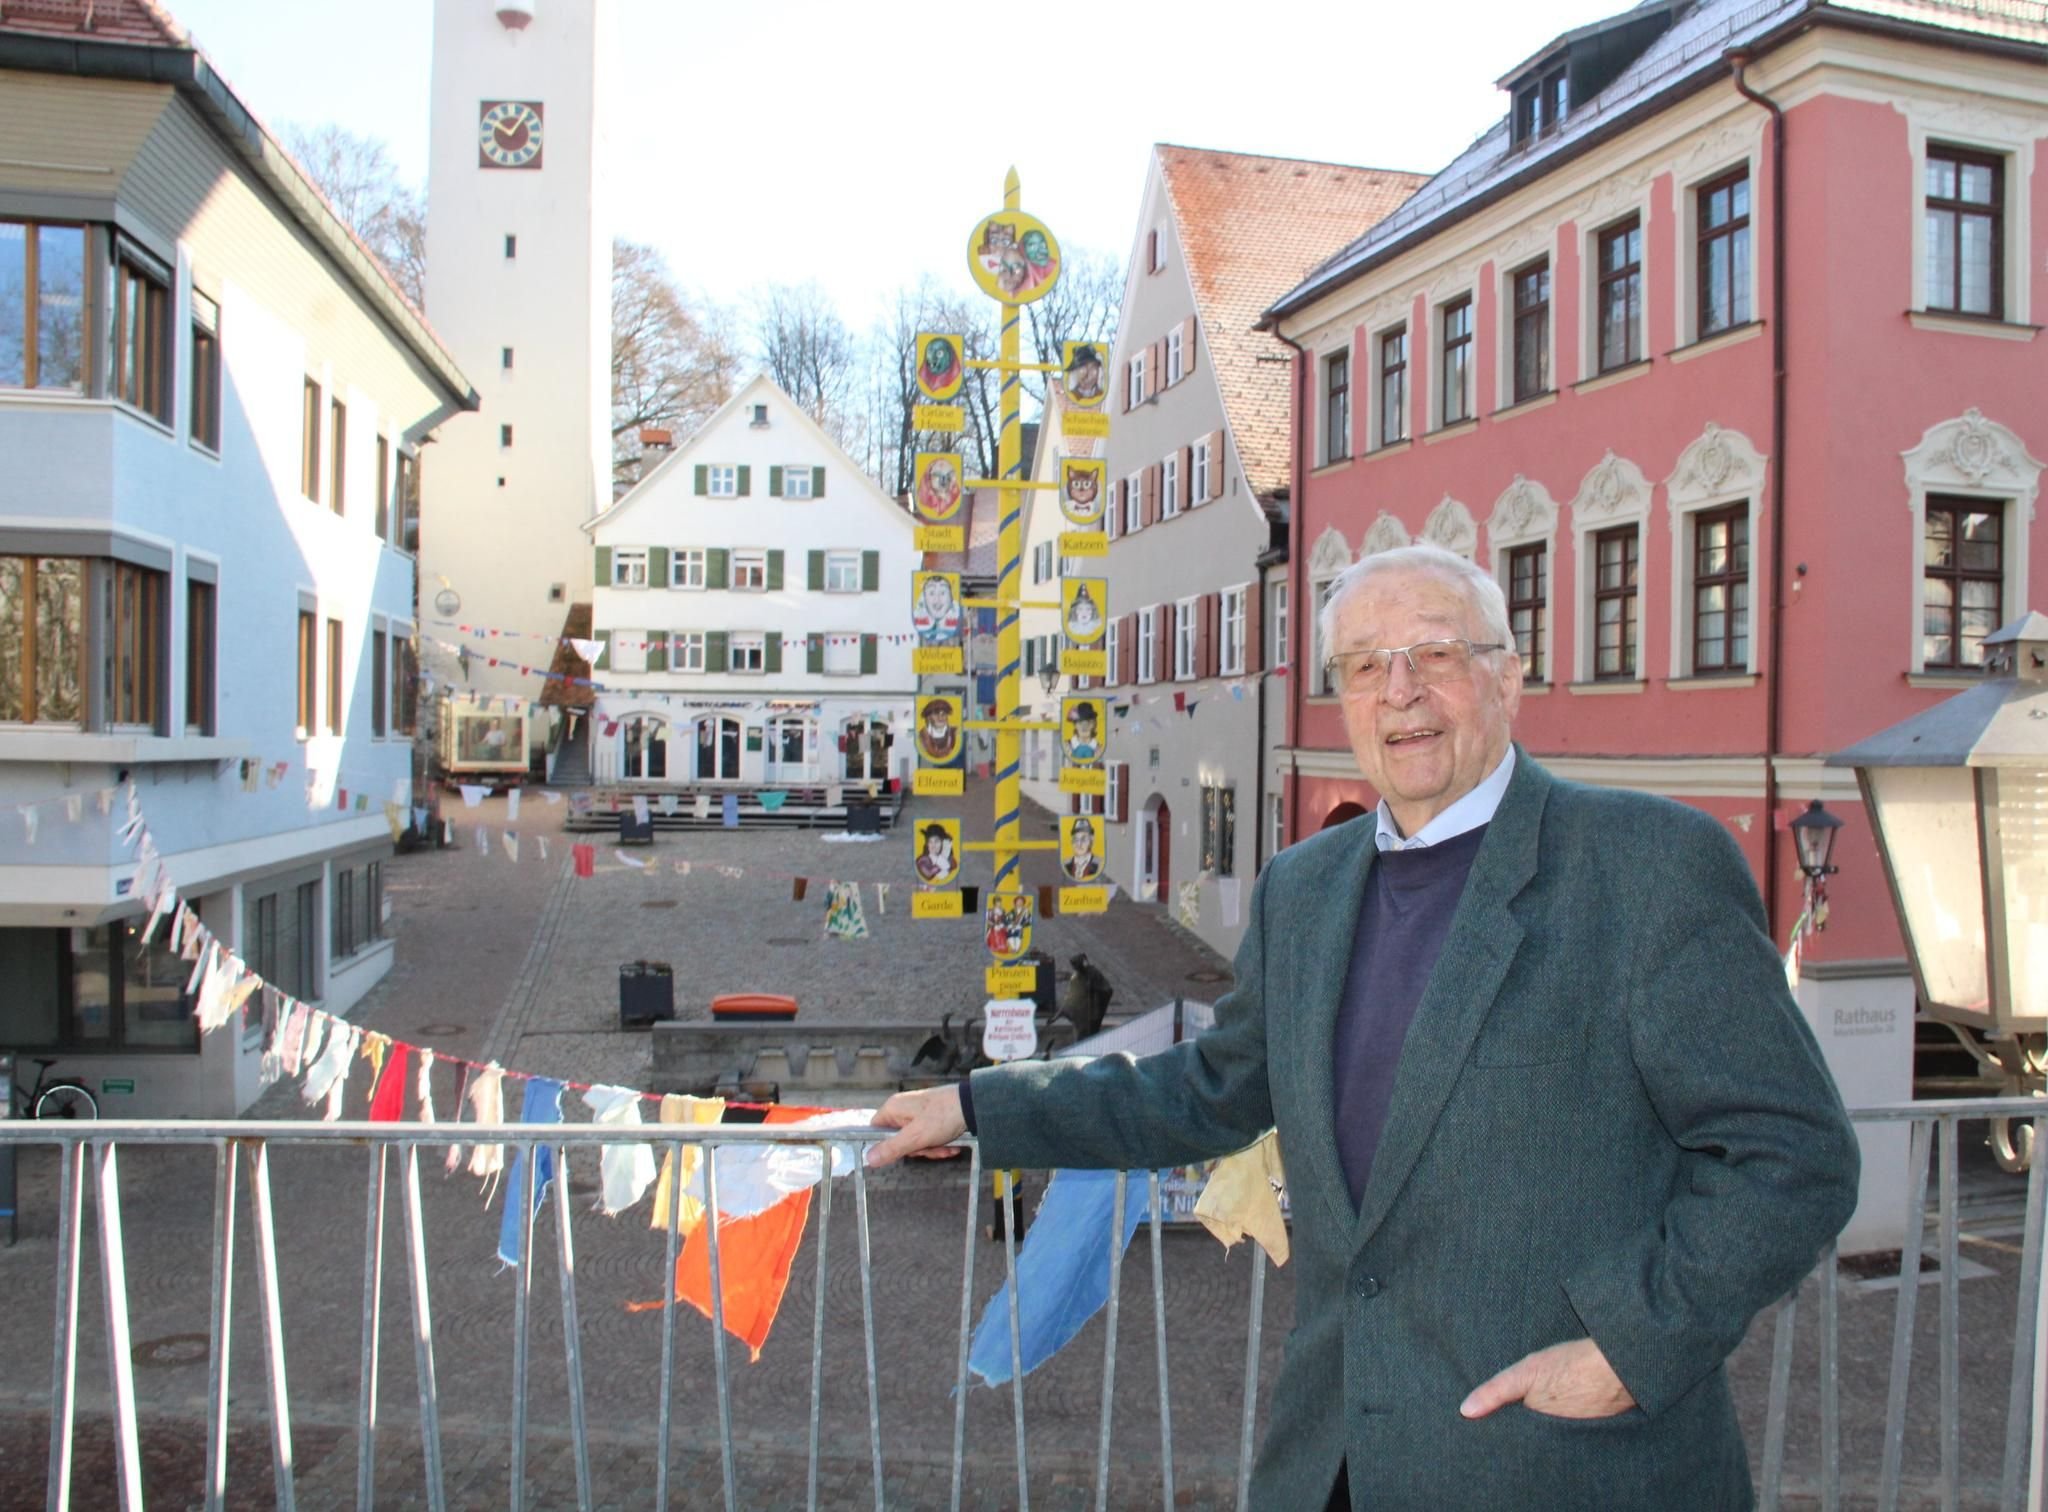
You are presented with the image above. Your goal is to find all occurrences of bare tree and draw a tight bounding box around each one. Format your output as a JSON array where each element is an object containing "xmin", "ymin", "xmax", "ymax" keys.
[
  {"xmin": 282, "ymin": 124, "xmax": 427, "ymax": 309},
  {"xmin": 612, "ymin": 239, "xmax": 741, "ymax": 492},
  {"xmin": 751, "ymin": 282, "xmax": 860, "ymax": 445},
  {"xmin": 1022, "ymin": 247, "xmax": 1120, "ymax": 404}
]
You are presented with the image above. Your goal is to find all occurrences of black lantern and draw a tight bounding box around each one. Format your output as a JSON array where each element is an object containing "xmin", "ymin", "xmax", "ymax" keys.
[
  {"xmin": 1789, "ymin": 799, "xmax": 1843, "ymax": 882},
  {"xmin": 1037, "ymin": 664, "xmax": 1061, "ymax": 697}
]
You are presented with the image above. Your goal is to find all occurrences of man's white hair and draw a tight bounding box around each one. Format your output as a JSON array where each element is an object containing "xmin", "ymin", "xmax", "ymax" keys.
[{"xmin": 1315, "ymin": 543, "xmax": 1515, "ymax": 665}]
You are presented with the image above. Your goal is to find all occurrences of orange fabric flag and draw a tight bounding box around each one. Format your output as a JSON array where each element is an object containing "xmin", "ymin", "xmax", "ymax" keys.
[{"xmin": 630, "ymin": 1104, "xmax": 829, "ymax": 1362}]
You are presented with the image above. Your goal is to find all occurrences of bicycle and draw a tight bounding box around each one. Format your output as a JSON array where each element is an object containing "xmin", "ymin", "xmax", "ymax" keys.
[{"xmin": 8, "ymin": 1058, "xmax": 98, "ymax": 1120}]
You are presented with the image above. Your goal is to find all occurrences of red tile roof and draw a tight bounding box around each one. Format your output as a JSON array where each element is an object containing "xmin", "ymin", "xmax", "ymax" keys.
[
  {"xmin": 0, "ymin": 0, "xmax": 187, "ymax": 45},
  {"xmin": 1158, "ymin": 145, "xmax": 1426, "ymax": 502}
]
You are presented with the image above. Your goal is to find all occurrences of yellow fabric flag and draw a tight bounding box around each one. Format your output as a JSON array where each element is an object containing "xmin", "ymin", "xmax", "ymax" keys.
[
  {"xmin": 359, "ymin": 1031, "xmax": 391, "ymax": 1083},
  {"xmin": 650, "ymin": 1093, "xmax": 727, "ymax": 1233},
  {"xmin": 1193, "ymin": 1130, "xmax": 1290, "ymax": 1267}
]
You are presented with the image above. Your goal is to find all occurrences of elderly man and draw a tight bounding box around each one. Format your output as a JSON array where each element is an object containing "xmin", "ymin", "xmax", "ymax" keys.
[{"xmin": 871, "ymin": 544, "xmax": 1857, "ymax": 1510}]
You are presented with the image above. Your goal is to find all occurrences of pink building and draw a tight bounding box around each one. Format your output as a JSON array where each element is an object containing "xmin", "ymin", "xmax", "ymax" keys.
[{"xmin": 1263, "ymin": 0, "xmax": 2046, "ymax": 1153}]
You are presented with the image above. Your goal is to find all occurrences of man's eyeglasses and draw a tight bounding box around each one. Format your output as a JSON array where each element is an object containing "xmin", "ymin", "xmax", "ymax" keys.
[{"xmin": 1324, "ymin": 638, "xmax": 1506, "ymax": 695}]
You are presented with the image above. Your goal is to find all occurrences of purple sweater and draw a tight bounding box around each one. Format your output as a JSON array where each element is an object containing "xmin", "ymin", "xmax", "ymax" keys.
[{"xmin": 1331, "ymin": 823, "xmax": 1488, "ymax": 1209}]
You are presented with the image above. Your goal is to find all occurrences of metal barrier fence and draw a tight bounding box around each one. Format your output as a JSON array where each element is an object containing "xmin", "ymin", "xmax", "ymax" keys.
[{"xmin": 1, "ymin": 1097, "xmax": 2043, "ymax": 1512}]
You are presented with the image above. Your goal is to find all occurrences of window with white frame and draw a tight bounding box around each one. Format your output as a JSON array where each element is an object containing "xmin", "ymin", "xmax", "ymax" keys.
[
  {"xmin": 1137, "ymin": 606, "xmax": 1158, "ymax": 683},
  {"xmin": 613, "ymin": 630, "xmax": 648, "ymax": 674},
  {"xmin": 825, "ymin": 551, "xmax": 860, "ymax": 592},
  {"xmin": 1269, "ymin": 793, "xmax": 1285, "ymax": 861},
  {"xmin": 1105, "ymin": 616, "xmax": 1122, "ymax": 684},
  {"xmin": 824, "ymin": 631, "xmax": 860, "ymax": 675},
  {"xmin": 1161, "ymin": 452, "xmax": 1181, "ymax": 518},
  {"xmin": 1124, "ymin": 474, "xmax": 1143, "ymax": 534},
  {"xmin": 1127, "ymin": 350, "xmax": 1147, "ymax": 408},
  {"xmin": 1902, "ymin": 410, "xmax": 2038, "ymax": 674},
  {"xmin": 1221, "ymin": 586, "xmax": 1246, "ymax": 675},
  {"xmin": 1438, "ymin": 296, "xmax": 1473, "ymax": 426},
  {"xmin": 673, "ymin": 632, "xmax": 706, "ymax": 672},
  {"xmin": 1567, "ymin": 452, "xmax": 1652, "ymax": 683},
  {"xmin": 1322, "ymin": 346, "xmax": 1350, "ymax": 463},
  {"xmin": 1594, "ymin": 216, "xmax": 1645, "ymax": 373},
  {"xmin": 732, "ymin": 549, "xmax": 767, "ymax": 591},
  {"xmin": 1174, "ymin": 596, "xmax": 1197, "ymax": 679},
  {"xmin": 1033, "ymin": 540, "xmax": 1054, "ymax": 584},
  {"xmin": 783, "ymin": 466, "xmax": 815, "ymax": 500},
  {"xmin": 1270, "ymin": 580, "xmax": 1290, "ymax": 668},
  {"xmin": 708, "ymin": 465, "xmax": 739, "ymax": 497},
  {"xmin": 612, "ymin": 548, "xmax": 648, "ymax": 587},
  {"xmin": 671, "ymin": 548, "xmax": 706, "ymax": 589},
  {"xmin": 1166, "ymin": 326, "xmax": 1184, "ymax": 385},
  {"xmin": 1924, "ymin": 143, "xmax": 2005, "ymax": 319},
  {"xmin": 730, "ymin": 633, "xmax": 766, "ymax": 673},
  {"xmin": 1695, "ymin": 169, "xmax": 1752, "ymax": 337},
  {"xmin": 1191, "ymin": 438, "xmax": 1211, "ymax": 504},
  {"xmin": 1107, "ymin": 762, "xmax": 1125, "ymax": 821},
  {"xmin": 1664, "ymin": 426, "xmax": 1765, "ymax": 680},
  {"xmin": 1376, "ymin": 326, "xmax": 1407, "ymax": 446}
]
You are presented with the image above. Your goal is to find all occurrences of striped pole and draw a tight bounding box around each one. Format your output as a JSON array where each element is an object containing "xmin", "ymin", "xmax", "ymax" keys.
[{"xmin": 991, "ymin": 166, "xmax": 1025, "ymax": 903}]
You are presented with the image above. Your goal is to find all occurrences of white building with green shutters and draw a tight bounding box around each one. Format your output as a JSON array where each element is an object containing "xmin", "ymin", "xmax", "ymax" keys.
[{"xmin": 582, "ymin": 375, "xmax": 919, "ymax": 786}]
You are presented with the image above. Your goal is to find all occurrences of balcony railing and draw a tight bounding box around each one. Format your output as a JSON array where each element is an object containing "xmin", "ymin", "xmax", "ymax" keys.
[{"xmin": 1, "ymin": 1098, "xmax": 2042, "ymax": 1511}]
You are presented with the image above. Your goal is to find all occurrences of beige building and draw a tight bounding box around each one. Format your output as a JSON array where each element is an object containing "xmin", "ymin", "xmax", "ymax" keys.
[{"xmin": 1087, "ymin": 145, "xmax": 1422, "ymax": 956}]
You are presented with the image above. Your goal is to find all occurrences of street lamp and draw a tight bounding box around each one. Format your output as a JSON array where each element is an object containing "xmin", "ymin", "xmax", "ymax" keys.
[
  {"xmin": 1789, "ymin": 801, "xmax": 1843, "ymax": 926},
  {"xmin": 1038, "ymin": 664, "xmax": 1061, "ymax": 698},
  {"xmin": 1829, "ymin": 610, "xmax": 2048, "ymax": 1169}
]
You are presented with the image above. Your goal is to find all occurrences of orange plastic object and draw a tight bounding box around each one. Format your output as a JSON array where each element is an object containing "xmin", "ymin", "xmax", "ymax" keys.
[{"xmin": 711, "ymin": 993, "xmax": 799, "ymax": 1020}]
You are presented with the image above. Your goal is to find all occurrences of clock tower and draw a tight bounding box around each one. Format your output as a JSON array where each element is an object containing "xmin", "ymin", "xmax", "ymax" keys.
[{"xmin": 423, "ymin": 0, "xmax": 612, "ymax": 736}]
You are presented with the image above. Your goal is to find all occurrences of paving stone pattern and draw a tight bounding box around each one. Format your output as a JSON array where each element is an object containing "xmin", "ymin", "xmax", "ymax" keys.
[{"xmin": 0, "ymin": 782, "xmax": 2035, "ymax": 1509}]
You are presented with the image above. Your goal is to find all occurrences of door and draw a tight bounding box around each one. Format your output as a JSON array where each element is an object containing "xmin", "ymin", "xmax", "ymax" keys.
[
  {"xmin": 694, "ymin": 716, "xmax": 741, "ymax": 781},
  {"xmin": 768, "ymin": 716, "xmax": 812, "ymax": 783},
  {"xmin": 622, "ymin": 716, "xmax": 668, "ymax": 780},
  {"xmin": 843, "ymin": 719, "xmax": 892, "ymax": 782},
  {"xmin": 1139, "ymin": 796, "xmax": 1171, "ymax": 902}
]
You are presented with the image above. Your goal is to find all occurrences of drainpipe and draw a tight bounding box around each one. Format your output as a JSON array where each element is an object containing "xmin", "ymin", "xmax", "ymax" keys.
[
  {"xmin": 1269, "ymin": 324, "xmax": 1311, "ymax": 853},
  {"xmin": 1728, "ymin": 50, "xmax": 1789, "ymax": 936}
]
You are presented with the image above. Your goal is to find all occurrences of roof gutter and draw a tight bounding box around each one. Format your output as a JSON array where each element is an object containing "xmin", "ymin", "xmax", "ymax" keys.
[
  {"xmin": 1267, "ymin": 322, "xmax": 1310, "ymax": 861},
  {"xmin": 1727, "ymin": 46, "xmax": 1792, "ymax": 942},
  {"xmin": 1259, "ymin": 4, "xmax": 2043, "ymax": 331},
  {"xmin": 0, "ymin": 32, "xmax": 478, "ymax": 412}
]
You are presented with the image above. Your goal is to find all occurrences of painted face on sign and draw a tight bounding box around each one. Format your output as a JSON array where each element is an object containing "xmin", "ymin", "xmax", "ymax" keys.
[
  {"xmin": 920, "ymin": 576, "xmax": 954, "ymax": 619},
  {"xmin": 1067, "ymin": 469, "xmax": 1099, "ymax": 508}
]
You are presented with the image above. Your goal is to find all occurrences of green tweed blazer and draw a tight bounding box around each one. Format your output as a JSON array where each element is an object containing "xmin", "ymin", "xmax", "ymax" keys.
[{"xmin": 970, "ymin": 751, "xmax": 1859, "ymax": 1511}]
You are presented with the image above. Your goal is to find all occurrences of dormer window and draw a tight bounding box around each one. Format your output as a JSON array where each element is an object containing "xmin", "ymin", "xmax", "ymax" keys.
[{"xmin": 1512, "ymin": 62, "xmax": 1569, "ymax": 146}]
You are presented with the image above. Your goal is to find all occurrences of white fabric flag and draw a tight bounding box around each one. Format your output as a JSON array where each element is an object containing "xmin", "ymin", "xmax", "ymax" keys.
[
  {"xmin": 505, "ymin": 789, "xmax": 522, "ymax": 823},
  {"xmin": 63, "ymin": 794, "xmax": 83, "ymax": 823},
  {"xmin": 616, "ymin": 850, "xmax": 647, "ymax": 869},
  {"xmin": 300, "ymin": 1020, "xmax": 357, "ymax": 1107},
  {"xmin": 693, "ymin": 794, "xmax": 711, "ymax": 821},
  {"xmin": 476, "ymin": 826, "xmax": 491, "ymax": 856},
  {"xmin": 567, "ymin": 637, "xmax": 604, "ymax": 666},
  {"xmin": 504, "ymin": 831, "xmax": 521, "ymax": 864},
  {"xmin": 416, "ymin": 1049, "xmax": 438, "ymax": 1126},
  {"xmin": 679, "ymin": 1110, "xmax": 871, "ymax": 1220},
  {"xmin": 459, "ymin": 784, "xmax": 489, "ymax": 808},
  {"xmin": 1219, "ymin": 877, "xmax": 1243, "ymax": 929},
  {"xmin": 22, "ymin": 808, "xmax": 37, "ymax": 845},
  {"xmin": 582, "ymin": 1085, "xmax": 658, "ymax": 1215},
  {"xmin": 633, "ymin": 795, "xmax": 650, "ymax": 825},
  {"xmin": 542, "ymin": 791, "xmax": 563, "ymax": 806}
]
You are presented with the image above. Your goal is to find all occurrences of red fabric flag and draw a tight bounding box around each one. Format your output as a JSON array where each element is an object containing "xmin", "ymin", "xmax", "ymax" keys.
[
  {"xmin": 368, "ymin": 1042, "xmax": 411, "ymax": 1122},
  {"xmin": 573, "ymin": 843, "xmax": 596, "ymax": 878},
  {"xmin": 1173, "ymin": 691, "xmax": 1187, "ymax": 713},
  {"xmin": 629, "ymin": 1105, "xmax": 829, "ymax": 1361}
]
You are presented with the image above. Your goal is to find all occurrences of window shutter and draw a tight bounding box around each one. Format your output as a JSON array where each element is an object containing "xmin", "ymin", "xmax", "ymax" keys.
[
  {"xmin": 595, "ymin": 545, "xmax": 611, "ymax": 585},
  {"xmin": 860, "ymin": 633, "xmax": 877, "ymax": 675},
  {"xmin": 1198, "ymin": 593, "xmax": 1217, "ymax": 680},
  {"xmin": 1113, "ymin": 763, "xmax": 1129, "ymax": 824},
  {"xmin": 807, "ymin": 550, "xmax": 825, "ymax": 591},
  {"xmin": 1207, "ymin": 430, "xmax": 1225, "ymax": 499},
  {"xmin": 812, "ymin": 466, "xmax": 826, "ymax": 497},
  {"xmin": 707, "ymin": 548, "xmax": 729, "ymax": 589},
  {"xmin": 693, "ymin": 465, "xmax": 708, "ymax": 496},
  {"xmin": 1120, "ymin": 362, "xmax": 1130, "ymax": 414},
  {"xmin": 766, "ymin": 633, "xmax": 783, "ymax": 674},
  {"xmin": 769, "ymin": 466, "xmax": 784, "ymax": 497},
  {"xmin": 806, "ymin": 631, "xmax": 824, "ymax": 674},
  {"xmin": 1151, "ymin": 340, "xmax": 1165, "ymax": 397},
  {"xmin": 1120, "ymin": 613, "xmax": 1136, "ymax": 686},
  {"xmin": 767, "ymin": 550, "xmax": 784, "ymax": 591},
  {"xmin": 736, "ymin": 465, "xmax": 751, "ymax": 496},
  {"xmin": 1178, "ymin": 447, "xmax": 1192, "ymax": 511},
  {"xmin": 1143, "ymin": 466, "xmax": 1158, "ymax": 526},
  {"xmin": 1147, "ymin": 228, "xmax": 1158, "ymax": 271},
  {"xmin": 1108, "ymin": 481, "xmax": 1122, "ymax": 540},
  {"xmin": 646, "ymin": 633, "xmax": 668, "ymax": 672},
  {"xmin": 705, "ymin": 631, "xmax": 727, "ymax": 673},
  {"xmin": 594, "ymin": 630, "xmax": 611, "ymax": 669},
  {"xmin": 650, "ymin": 546, "xmax": 670, "ymax": 585},
  {"xmin": 1244, "ymin": 580, "xmax": 1264, "ymax": 675},
  {"xmin": 861, "ymin": 549, "xmax": 879, "ymax": 592},
  {"xmin": 1183, "ymin": 317, "xmax": 1198, "ymax": 374}
]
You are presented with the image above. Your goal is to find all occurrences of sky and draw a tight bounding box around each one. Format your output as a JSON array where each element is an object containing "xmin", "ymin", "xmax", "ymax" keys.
[{"xmin": 163, "ymin": 0, "xmax": 1612, "ymax": 330}]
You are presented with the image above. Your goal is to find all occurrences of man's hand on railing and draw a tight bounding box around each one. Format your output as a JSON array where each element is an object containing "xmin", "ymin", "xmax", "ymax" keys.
[
  {"xmin": 1457, "ymin": 1337, "xmax": 1637, "ymax": 1421},
  {"xmin": 866, "ymin": 1087, "xmax": 967, "ymax": 1167}
]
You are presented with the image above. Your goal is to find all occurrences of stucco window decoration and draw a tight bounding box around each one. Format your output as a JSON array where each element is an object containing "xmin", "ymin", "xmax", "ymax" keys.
[
  {"xmin": 1361, "ymin": 513, "xmax": 1412, "ymax": 557},
  {"xmin": 1568, "ymin": 451, "xmax": 1653, "ymax": 684},
  {"xmin": 1900, "ymin": 409, "xmax": 2041, "ymax": 675},
  {"xmin": 1663, "ymin": 424, "xmax": 1768, "ymax": 679},
  {"xmin": 1488, "ymin": 475, "xmax": 1559, "ymax": 547},
  {"xmin": 1422, "ymin": 498, "xmax": 1477, "ymax": 559}
]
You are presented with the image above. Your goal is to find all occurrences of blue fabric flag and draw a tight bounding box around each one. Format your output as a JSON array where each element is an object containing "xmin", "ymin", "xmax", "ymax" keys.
[
  {"xmin": 968, "ymin": 1168, "xmax": 1157, "ymax": 1386},
  {"xmin": 496, "ymin": 1077, "xmax": 565, "ymax": 1267},
  {"xmin": 721, "ymin": 794, "xmax": 741, "ymax": 829}
]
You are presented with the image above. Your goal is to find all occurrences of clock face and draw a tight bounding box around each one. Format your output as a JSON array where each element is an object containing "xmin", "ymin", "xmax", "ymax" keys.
[{"xmin": 478, "ymin": 101, "xmax": 544, "ymax": 170}]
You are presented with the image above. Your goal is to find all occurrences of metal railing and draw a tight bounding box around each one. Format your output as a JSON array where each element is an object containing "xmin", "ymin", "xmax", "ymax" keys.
[{"xmin": 2, "ymin": 1098, "xmax": 2043, "ymax": 1511}]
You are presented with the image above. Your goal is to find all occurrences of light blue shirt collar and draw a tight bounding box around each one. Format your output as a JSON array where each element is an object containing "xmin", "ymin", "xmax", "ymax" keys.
[{"xmin": 1374, "ymin": 746, "xmax": 1516, "ymax": 852}]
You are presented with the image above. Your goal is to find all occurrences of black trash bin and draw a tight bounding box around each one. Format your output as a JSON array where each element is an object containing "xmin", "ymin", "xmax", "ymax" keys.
[
  {"xmin": 845, "ymin": 800, "xmax": 881, "ymax": 835},
  {"xmin": 619, "ymin": 809, "xmax": 654, "ymax": 845},
  {"xmin": 1024, "ymin": 949, "xmax": 1056, "ymax": 1019},
  {"xmin": 618, "ymin": 960, "xmax": 675, "ymax": 1027}
]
